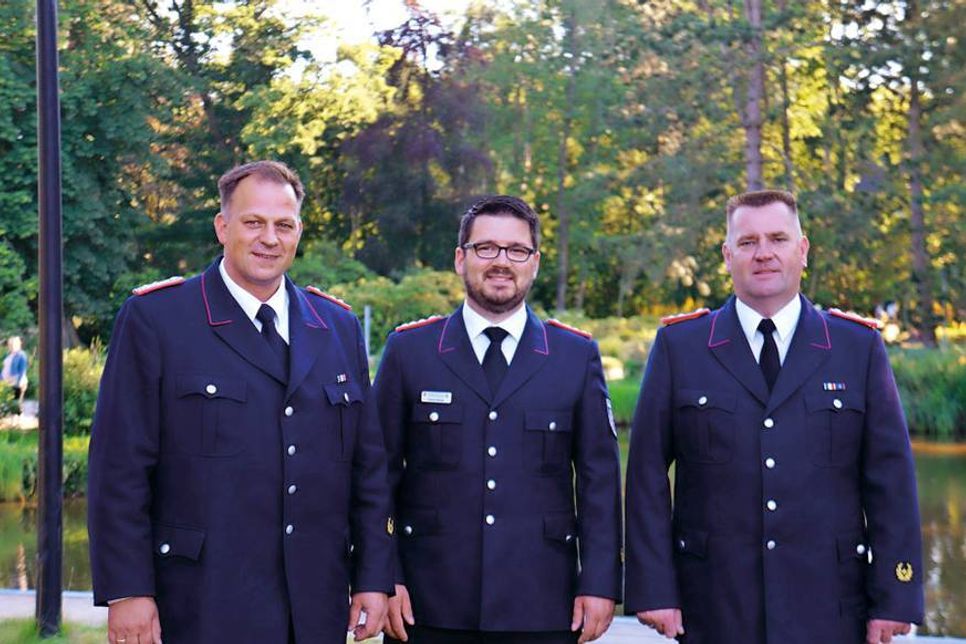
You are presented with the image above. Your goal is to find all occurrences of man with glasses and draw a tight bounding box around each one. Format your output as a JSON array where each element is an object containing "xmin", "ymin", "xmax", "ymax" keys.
[{"xmin": 374, "ymin": 195, "xmax": 623, "ymax": 643}]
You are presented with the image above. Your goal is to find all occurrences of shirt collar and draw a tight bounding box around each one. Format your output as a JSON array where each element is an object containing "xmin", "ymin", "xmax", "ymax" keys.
[
  {"xmin": 218, "ymin": 257, "xmax": 289, "ymax": 324},
  {"xmin": 735, "ymin": 294, "xmax": 801, "ymax": 343},
  {"xmin": 462, "ymin": 300, "xmax": 528, "ymax": 343}
]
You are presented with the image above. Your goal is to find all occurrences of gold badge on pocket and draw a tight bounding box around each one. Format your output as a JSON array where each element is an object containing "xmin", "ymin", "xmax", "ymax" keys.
[{"xmin": 387, "ymin": 517, "xmax": 395, "ymax": 535}]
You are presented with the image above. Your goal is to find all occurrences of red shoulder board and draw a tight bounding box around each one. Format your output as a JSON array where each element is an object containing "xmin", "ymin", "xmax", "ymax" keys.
[
  {"xmin": 306, "ymin": 286, "xmax": 352, "ymax": 311},
  {"xmin": 829, "ymin": 308, "xmax": 882, "ymax": 330},
  {"xmin": 132, "ymin": 276, "xmax": 185, "ymax": 296},
  {"xmin": 395, "ymin": 315, "xmax": 445, "ymax": 332},
  {"xmin": 661, "ymin": 308, "xmax": 710, "ymax": 326},
  {"xmin": 546, "ymin": 318, "xmax": 592, "ymax": 338}
]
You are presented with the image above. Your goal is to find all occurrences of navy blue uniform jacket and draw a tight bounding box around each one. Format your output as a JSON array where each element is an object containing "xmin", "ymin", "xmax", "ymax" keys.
[
  {"xmin": 374, "ymin": 306, "xmax": 623, "ymax": 632},
  {"xmin": 88, "ymin": 261, "xmax": 394, "ymax": 643},
  {"xmin": 624, "ymin": 295, "xmax": 924, "ymax": 643}
]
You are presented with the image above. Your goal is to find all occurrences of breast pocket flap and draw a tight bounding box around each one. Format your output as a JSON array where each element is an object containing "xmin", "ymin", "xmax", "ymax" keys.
[
  {"xmin": 176, "ymin": 375, "xmax": 246, "ymax": 402},
  {"xmin": 674, "ymin": 389, "xmax": 735, "ymax": 412},
  {"xmin": 525, "ymin": 411, "xmax": 572, "ymax": 433},
  {"xmin": 324, "ymin": 382, "xmax": 364, "ymax": 407},
  {"xmin": 411, "ymin": 402, "xmax": 463, "ymax": 424},
  {"xmin": 805, "ymin": 392, "xmax": 865, "ymax": 413}
]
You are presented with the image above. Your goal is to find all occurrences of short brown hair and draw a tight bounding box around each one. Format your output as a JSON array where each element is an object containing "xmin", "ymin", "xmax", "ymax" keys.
[
  {"xmin": 218, "ymin": 160, "xmax": 305, "ymax": 212},
  {"xmin": 726, "ymin": 189, "xmax": 797, "ymax": 219},
  {"xmin": 458, "ymin": 195, "xmax": 540, "ymax": 249}
]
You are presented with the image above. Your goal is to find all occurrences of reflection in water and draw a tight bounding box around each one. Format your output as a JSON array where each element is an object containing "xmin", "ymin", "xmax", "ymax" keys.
[
  {"xmin": 0, "ymin": 500, "xmax": 92, "ymax": 592},
  {"xmin": 916, "ymin": 448, "xmax": 966, "ymax": 636},
  {"xmin": 0, "ymin": 448, "xmax": 962, "ymax": 634}
]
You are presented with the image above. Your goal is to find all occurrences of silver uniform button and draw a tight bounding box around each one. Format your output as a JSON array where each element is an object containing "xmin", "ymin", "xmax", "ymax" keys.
[
  {"xmin": 205, "ymin": 384, "xmax": 217, "ymax": 395},
  {"xmin": 429, "ymin": 411, "xmax": 440, "ymax": 422},
  {"xmin": 287, "ymin": 444, "xmax": 296, "ymax": 456},
  {"xmin": 486, "ymin": 479, "xmax": 496, "ymax": 490},
  {"xmin": 565, "ymin": 534, "xmax": 574, "ymax": 543},
  {"xmin": 765, "ymin": 458, "xmax": 776, "ymax": 469},
  {"xmin": 833, "ymin": 398, "xmax": 843, "ymax": 410},
  {"xmin": 285, "ymin": 524, "xmax": 294, "ymax": 535},
  {"xmin": 763, "ymin": 418, "xmax": 775, "ymax": 429},
  {"xmin": 488, "ymin": 410, "xmax": 498, "ymax": 421},
  {"xmin": 404, "ymin": 525, "xmax": 413, "ymax": 536},
  {"xmin": 284, "ymin": 406, "xmax": 294, "ymax": 417},
  {"xmin": 678, "ymin": 539, "xmax": 686, "ymax": 549},
  {"xmin": 856, "ymin": 544, "xmax": 867, "ymax": 555},
  {"xmin": 766, "ymin": 500, "xmax": 778, "ymax": 511},
  {"xmin": 487, "ymin": 446, "xmax": 497, "ymax": 457},
  {"xmin": 343, "ymin": 392, "xmax": 350, "ymax": 403},
  {"xmin": 485, "ymin": 514, "xmax": 495, "ymax": 525},
  {"xmin": 287, "ymin": 484, "xmax": 297, "ymax": 495},
  {"xmin": 766, "ymin": 540, "xmax": 776, "ymax": 550},
  {"xmin": 159, "ymin": 543, "xmax": 171, "ymax": 555},
  {"xmin": 548, "ymin": 421, "xmax": 557, "ymax": 431},
  {"xmin": 697, "ymin": 395, "xmax": 708, "ymax": 406}
]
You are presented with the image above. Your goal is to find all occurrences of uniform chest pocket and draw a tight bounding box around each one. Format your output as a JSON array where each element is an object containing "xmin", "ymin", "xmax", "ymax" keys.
[
  {"xmin": 324, "ymin": 381, "xmax": 364, "ymax": 462},
  {"xmin": 805, "ymin": 392, "xmax": 865, "ymax": 466},
  {"xmin": 525, "ymin": 410, "xmax": 573, "ymax": 474},
  {"xmin": 673, "ymin": 389, "xmax": 736, "ymax": 464},
  {"xmin": 409, "ymin": 402, "xmax": 463, "ymax": 470},
  {"xmin": 171, "ymin": 374, "xmax": 248, "ymax": 457}
]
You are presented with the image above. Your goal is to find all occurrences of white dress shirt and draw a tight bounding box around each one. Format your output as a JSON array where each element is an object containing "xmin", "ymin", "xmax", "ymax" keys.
[
  {"xmin": 219, "ymin": 258, "xmax": 291, "ymax": 344},
  {"xmin": 735, "ymin": 295, "xmax": 801, "ymax": 366},
  {"xmin": 462, "ymin": 301, "xmax": 528, "ymax": 366}
]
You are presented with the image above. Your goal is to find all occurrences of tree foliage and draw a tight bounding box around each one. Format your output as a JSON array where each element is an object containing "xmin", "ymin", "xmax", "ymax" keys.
[{"xmin": 0, "ymin": 0, "xmax": 962, "ymax": 346}]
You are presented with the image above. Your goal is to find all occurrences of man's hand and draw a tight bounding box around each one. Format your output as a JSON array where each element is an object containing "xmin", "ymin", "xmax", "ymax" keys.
[
  {"xmin": 867, "ymin": 619, "xmax": 912, "ymax": 643},
  {"xmin": 348, "ymin": 591, "xmax": 388, "ymax": 641},
  {"xmin": 571, "ymin": 595, "xmax": 615, "ymax": 643},
  {"xmin": 383, "ymin": 584, "xmax": 415, "ymax": 641},
  {"xmin": 108, "ymin": 596, "xmax": 161, "ymax": 644},
  {"xmin": 636, "ymin": 608, "xmax": 684, "ymax": 639}
]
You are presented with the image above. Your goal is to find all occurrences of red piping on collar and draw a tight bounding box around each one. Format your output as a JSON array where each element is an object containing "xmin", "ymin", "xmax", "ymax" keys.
[
  {"xmin": 438, "ymin": 315, "xmax": 456, "ymax": 354},
  {"xmin": 810, "ymin": 313, "xmax": 832, "ymax": 350},
  {"xmin": 201, "ymin": 273, "xmax": 233, "ymax": 327},
  {"xmin": 707, "ymin": 310, "xmax": 730, "ymax": 348},
  {"xmin": 533, "ymin": 322, "xmax": 550, "ymax": 355},
  {"xmin": 297, "ymin": 288, "xmax": 329, "ymax": 329}
]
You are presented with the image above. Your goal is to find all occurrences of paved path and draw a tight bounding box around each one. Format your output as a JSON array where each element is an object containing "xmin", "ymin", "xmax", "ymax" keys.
[{"xmin": 1, "ymin": 591, "xmax": 963, "ymax": 642}]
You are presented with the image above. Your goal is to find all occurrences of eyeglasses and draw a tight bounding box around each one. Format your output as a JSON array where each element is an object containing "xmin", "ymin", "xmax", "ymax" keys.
[{"xmin": 462, "ymin": 242, "xmax": 536, "ymax": 263}]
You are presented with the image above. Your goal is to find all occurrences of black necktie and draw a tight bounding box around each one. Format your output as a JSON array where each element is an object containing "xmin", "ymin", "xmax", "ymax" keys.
[
  {"xmin": 482, "ymin": 327, "xmax": 509, "ymax": 395},
  {"xmin": 758, "ymin": 318, "xmax": 780, "ymax": 392},
  {"xmin": 256, "ymin": 304, "xmax": 289, "ymax": 377}
]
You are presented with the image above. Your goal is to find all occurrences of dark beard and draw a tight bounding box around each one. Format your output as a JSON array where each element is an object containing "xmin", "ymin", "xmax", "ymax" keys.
[{"xmin": 463, "ymin": 271, "xmax": 530, "ymax": 315}]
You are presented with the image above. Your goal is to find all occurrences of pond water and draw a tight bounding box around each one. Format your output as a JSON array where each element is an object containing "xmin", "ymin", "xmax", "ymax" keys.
[{"xmin": 0, "ymin": 445, "xmax": 963, "ymax": 635}]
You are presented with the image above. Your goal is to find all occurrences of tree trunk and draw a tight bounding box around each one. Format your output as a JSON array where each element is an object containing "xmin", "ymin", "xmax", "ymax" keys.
[
  {"xmin": 554, "ymin": 10, "xmax": 578, "ymax": 313},
  {"xmin": 741, "ymin": 0, "xmax": 765, "ymax": 190},
  {"xmin": 906, "ymin": 73, "xmax": 937, "ymax": 347},
  {"xmin": 779, "ymin": 61, "xmax": 795, "ymax": 192}
]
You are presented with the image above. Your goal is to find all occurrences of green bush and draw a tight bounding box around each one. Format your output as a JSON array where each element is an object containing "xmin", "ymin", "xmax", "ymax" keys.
[
  {"xmin": 63, "ymin": 344, "xmax": 105, "ymax": 436},
  {"xmin": 0, "ymin": 432, "xmax": 90, "ymax": 502},
  {"xmin": 0, "ymin": 385, "xmax": 17, "ymax": 417},
  {"xmin": 891, "ymin": 347, "xmax": 966, "ymax": 439},
  {"xmin": 331, "ymin": 269, "xmax": 464, "ymax": 353}
]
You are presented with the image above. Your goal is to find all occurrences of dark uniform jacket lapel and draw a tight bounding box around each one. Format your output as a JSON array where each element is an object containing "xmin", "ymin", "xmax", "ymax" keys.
[
  {"xmin": 707, "ymin": 296, "xmax": 769, "ymax": 406},
  {"xmin": 765, "ymin": 295, "xmax": 831, "ymax": 415},
  {"xmin": 437, "ymin": 306, "xmax": 493, "ymax": 404},
  {"xmin": 491, "ymin": 308, "xmax": 550, "ymax": 408},
  {"xmin": 200, "ymin": 262, "xmax": 287, "ymax": 384},
  {"xmin": 285, "ymin": 280, "xmax": 330, "ymax": 397}
]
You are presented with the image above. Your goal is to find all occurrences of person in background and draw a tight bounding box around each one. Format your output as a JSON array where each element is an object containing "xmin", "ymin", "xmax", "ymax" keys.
[{"xmin": 2, "ymin": 336, "xmax": 28, "ymax": 414}]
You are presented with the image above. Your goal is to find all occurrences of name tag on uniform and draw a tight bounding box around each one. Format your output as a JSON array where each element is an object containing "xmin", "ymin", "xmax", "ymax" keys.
[{"xmin": 421, "ymin": 390, "xmax": 453, "ymax": 404}]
